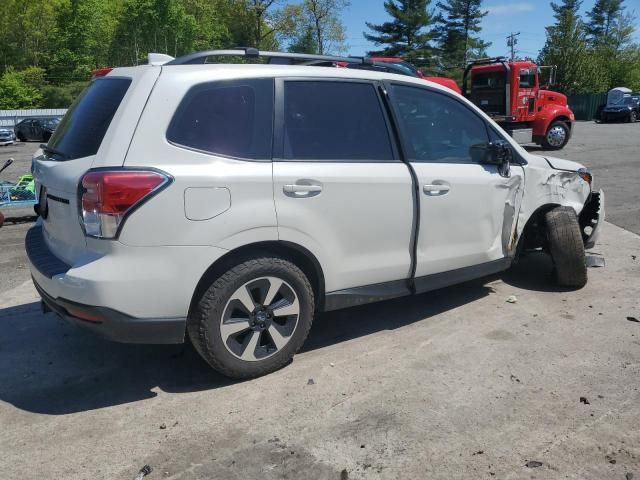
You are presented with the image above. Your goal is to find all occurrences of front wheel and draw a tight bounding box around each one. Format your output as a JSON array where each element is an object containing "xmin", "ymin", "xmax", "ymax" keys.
[
  {"xmin": 629, "ymin": 111, "xmax": 637, "ymax": 123},
  {"xmin": 188, "ymin": 257, "xmax": 315, "ymax": 378},
  {"xmin": 545, "ymin": 206, "xmax": 587, "ymax": 288},
  {"xmin": 541, "ymin": 120, "xmax": 570, "ymax": 150}
]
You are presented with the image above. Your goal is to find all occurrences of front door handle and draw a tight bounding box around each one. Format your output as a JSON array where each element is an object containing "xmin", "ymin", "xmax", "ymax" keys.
[
  {"xmin": 423, "ymin": 184, "xmax": 451, "ymax": 195},
  {"xmin": 283, "ymin": 184, "xmax": 323, "ymax": 197}
]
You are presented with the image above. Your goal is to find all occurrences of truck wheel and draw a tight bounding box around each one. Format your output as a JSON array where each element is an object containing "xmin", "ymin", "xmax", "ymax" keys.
[
  {"xmin": 629, "ymin": 111, "xmax": 637, "ymax": 123},
  {"xmin": 541, "ymin": 121, "xmax": 570, "ymax": 150},
  {"xmin": 545, "ymin": 206, "xmax": 587, "ymax": 288},
  {"xmin": 188, "ymin": 257, "xmax": 314, "ymax": 379}
]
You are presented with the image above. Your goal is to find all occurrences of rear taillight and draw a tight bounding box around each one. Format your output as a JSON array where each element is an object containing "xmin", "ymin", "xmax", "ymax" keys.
[{"xmin": 79, "ymin": 170, "xmax": 170, "ymax": 238}]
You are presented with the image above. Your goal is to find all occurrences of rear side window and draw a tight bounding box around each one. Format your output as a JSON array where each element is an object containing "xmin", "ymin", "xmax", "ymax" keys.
[
  {"xmin": 167, "ymin": 78, "xmax": 273, "ymax": 160},
  {"xmin": 47, "ymin": 78, "xmax": 131, "ymax": 160},
  {"xmin": 283, "ymin": 81, "xmax": 394, "ymax": 161}
]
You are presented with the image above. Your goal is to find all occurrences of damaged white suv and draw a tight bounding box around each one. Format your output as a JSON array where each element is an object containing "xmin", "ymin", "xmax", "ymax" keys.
[{"xmin": 26, "ymin": 49, "xmax": 604, "ymax": 378}]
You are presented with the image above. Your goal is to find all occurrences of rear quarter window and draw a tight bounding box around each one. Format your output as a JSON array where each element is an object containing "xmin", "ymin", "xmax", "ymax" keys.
[
  {"xmin": 167, "ymin": 78, "xmax": 274, "ymax": 160},
  {"xmin": 47, "ymin": 78, "xmax": 131, "ymax": 160}
]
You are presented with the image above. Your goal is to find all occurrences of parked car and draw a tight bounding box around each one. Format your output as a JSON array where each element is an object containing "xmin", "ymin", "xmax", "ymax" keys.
[
  {"xmin": 0, "ymin": 128, "xmax": 16, "ymax": 146},
  {"xmin": 14, "ymin": 117, "xmax": 60, "ymax": 142},
  {"xmin": 600, "ymin": 96, "xmax": 640, "ymax": 123},
  {"xmin": 26, "ymin": 49, "xmax": 604, "ymax": 379}
]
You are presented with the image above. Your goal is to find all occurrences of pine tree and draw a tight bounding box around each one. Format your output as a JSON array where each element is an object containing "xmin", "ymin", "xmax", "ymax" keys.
[
  {"xmin": 538, "ymin": 0, "xmax": 608, "ymax": 94},
  {"xmin": 585, "ymin": 0, "xmax": 624, "ymax": 45},
  {"xmin": 364, "ymin": 0, "xmax": 438, "ymax": 65},
  {"xmin": 434, "ymin": 0, "xmax": 490, "ymax": 78}
]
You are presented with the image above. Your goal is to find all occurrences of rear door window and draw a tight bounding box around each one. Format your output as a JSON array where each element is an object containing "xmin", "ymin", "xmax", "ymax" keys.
[
  {"xmin": 167, "ymin": 78, "xmax": 274, "ymax": 160},
  {"xmin": 47, "ymin": 78, "xmax": 131, "ymax": 160},
  {"xmin": 282, "ymin": 81, "xmax": 395, "ymax": 162}
]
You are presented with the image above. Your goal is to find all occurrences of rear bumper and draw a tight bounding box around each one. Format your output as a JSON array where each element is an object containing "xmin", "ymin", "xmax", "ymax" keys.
[
  {"xmin": 34, "ymin": 280, "xmax": 186, "ymax": 344},
  {"xmin": 581, "ymin": 190, "xmax": 605, "ymax": 250},
  {"xmin": 26, "ymin": 224, "xmax": 186, "ymax": 344}
]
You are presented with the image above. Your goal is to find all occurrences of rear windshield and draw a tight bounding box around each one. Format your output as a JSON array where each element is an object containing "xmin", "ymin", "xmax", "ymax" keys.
[{"xmin": 46, "ymin": 78, "xmax": 131, "ymax": 160}]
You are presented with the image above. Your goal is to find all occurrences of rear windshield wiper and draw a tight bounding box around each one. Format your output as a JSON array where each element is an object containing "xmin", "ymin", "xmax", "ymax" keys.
[{"xmin": 40, "ymin": 144, "xmax": 68, "ymax": 160}]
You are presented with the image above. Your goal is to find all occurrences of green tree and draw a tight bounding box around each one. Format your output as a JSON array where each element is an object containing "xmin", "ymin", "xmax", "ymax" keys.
[
  {"xmin": 364, "ymin": 0, "xmax": 438, "ymax": 65},
  {"xmin": 538, "ymin": 0, "xmax": 608, "ymax": 94},
  {"xmin": 0, "ymin": 67, "xmax": 45, "ymax": 109},
  {"xmin": 585, "ymin": 0, "xmax": 624, "ymax": 45},
  {"xmin": 434, "ymin": 0, "xmax": 490, "ymax": 78}
]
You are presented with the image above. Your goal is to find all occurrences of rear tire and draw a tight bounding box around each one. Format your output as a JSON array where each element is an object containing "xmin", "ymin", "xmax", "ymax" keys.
[
  {"xmin": 545, "ymin": 206, "xmax": 587, "ymax": 288},
  {"xmin": 17, "ymin": 132, "xmax": 26, "ymax": 142},
  {"xmin": 541, "ymin": 120, "xmax": 570, "ymax": 150},
  {"xmin": 188, "ymin": 257, "xmax": 314, "ymax": 379}
]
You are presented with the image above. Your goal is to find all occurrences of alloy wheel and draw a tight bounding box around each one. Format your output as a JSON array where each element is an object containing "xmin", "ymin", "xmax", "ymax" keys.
[{"xmin": 220, "ymin": 276, "xmax": 300, "ymax": 361}]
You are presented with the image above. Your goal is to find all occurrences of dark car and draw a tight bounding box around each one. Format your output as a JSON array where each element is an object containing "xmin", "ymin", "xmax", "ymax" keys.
[
  {"xmin": 600, "ymin": 96, "xmax": 640, "ymax": 123},
  {"xmin": 14, "ymin": 117, "xmax": 60, "ymax": 142}
]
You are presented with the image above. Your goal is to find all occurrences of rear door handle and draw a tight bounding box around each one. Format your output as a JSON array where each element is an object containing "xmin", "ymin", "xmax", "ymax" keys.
[
  {"xmin": 423, "ymin": 184, "xmax": 451, "ymax": 195},
  {"xmin": 283, "ymin": 184, "xmax": 323, "ymax": 197}
]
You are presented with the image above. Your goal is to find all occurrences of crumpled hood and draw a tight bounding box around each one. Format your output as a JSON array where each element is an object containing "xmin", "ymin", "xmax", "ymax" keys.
[{"xmin": 544, "ymin": 156, "xmax": 585, "ymax": 172}]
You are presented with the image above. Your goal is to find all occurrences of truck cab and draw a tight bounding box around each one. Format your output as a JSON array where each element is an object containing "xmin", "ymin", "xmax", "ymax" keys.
[{"xmin": 463, "ymin": 58, "xmax": 575, "ymax": 150}]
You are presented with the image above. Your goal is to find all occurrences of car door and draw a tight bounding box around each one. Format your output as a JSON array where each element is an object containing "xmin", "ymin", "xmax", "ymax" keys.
[
  {"xmin": 30, "ymin": 120, "xmax": 42, "ymax": 140},
  {"xmin": 273, "ymin": 79, "xmax": 414, "ymax": 300},
  {"xmin": 386, "ymin": 83, "xmax": 524, "ymax": 290}
]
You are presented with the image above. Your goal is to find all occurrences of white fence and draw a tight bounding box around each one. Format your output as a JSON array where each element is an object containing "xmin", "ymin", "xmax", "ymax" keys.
[{"xmin": 0, "ymin": 109, "xmax": 67, "ymax": 128}]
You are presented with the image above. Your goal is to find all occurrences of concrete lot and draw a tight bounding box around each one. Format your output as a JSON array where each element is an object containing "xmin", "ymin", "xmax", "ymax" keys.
[{"xmin": 0, "ymin": 123, "xmax": 639, "ymax": 479}]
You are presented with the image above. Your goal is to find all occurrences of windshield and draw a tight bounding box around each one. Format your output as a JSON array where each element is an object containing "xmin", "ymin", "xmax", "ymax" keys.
[
  {"xmin": 46, "ymin": 78, "xmax": 131, "ymax": 160},
  {"xmin": 623, "ymin": 97, "xmax": 638, "ymax": 105}
]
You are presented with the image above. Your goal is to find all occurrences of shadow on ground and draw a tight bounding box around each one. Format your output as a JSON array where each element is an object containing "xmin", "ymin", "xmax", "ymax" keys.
[{"xmin": 0, "ymin": 253, "xmax": 559, "ymax": 416}]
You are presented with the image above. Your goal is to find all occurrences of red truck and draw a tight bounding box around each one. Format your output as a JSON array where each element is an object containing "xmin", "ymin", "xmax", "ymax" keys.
[{"xmin": 462, "ymin": 58, "xmax": 574, "ymax": 150}]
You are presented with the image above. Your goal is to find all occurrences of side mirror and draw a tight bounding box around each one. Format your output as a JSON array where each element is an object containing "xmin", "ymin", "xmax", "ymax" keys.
[{"xmin": 471, "ymin": 140, "xmax": 513, "ymax": 176}]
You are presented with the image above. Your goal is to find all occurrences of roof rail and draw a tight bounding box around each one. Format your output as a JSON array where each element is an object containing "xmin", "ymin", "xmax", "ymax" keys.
[{"xmin": 164, "ymin": 47, "xmax": 372, "ymax": 66}]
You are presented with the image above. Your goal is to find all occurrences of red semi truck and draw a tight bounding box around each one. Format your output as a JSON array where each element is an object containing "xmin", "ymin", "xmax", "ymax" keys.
[{"xmin": 462, "ymin": 58, "xmax": 575, "ymax": 150}]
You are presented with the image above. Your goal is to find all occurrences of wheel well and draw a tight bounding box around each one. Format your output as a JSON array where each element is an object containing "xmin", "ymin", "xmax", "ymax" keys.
[
  {"xmin": 517, "ymin": 204, "xmax": 560, "ymax": 254},
  {"xmin": 188, "ymin": 241, "xmax": 326, "ymax": 318},
  {"xmin": 554, "ymin": 116, "xmax": 572, "ymax": 129}
]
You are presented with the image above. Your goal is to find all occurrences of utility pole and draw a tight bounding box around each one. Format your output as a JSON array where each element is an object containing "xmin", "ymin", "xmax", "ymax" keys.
[{"xmin": 507, "ymin": 32, "xmax": 520, "ymax": 61}]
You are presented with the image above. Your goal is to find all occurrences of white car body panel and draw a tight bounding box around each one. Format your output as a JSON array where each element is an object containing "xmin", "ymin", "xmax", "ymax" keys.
[
  {"xmin": 273, "ymin": 162, "xmax": 413, "ymax": 292},
  {"xmin": 413, "ymin": 163, "xmax": 524, "ymax": 276}
]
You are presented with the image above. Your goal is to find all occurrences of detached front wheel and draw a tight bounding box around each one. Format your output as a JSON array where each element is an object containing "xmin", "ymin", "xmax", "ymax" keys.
[
  {"xmin": 188, "ymin": 257, "xmax": 314, "ymax": 379},
  {"xmin": 541, "ymin": 120, "xmax": 570, "ymax": 150},
  {"xmin": 545, "ymin": 206, "xmax": 587, "ymax": 288}
]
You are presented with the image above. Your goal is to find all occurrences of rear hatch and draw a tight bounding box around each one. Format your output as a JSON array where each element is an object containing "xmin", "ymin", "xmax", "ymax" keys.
[{"xmin": 33, "ymin": 68, "xmax": 159, "ymax": 266}]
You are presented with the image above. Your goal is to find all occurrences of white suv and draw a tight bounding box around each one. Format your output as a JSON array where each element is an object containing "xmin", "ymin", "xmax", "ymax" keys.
[{"xmin": 26, "ymin": 49, "xmax": 604, "ymax": 378}]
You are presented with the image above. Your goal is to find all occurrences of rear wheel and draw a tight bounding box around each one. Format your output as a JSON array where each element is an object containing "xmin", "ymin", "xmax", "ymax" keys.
[
  {"xmin": 545, "ymin": 206, "xmax": 587, "ymax": 288},
  {"xmin": 541, "ymin": 120, "xmax": 570, "ymax": 150},
  {"xmin": 17, "ymin": 132, "xmax": 26, "ymax": 142},
  {"xmin": 188, "ymin": 257, "xmax": 314, "ymax": 378}
]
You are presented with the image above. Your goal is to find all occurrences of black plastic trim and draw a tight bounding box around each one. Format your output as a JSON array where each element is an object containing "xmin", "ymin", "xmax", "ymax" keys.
[
  {"xmin": 46, "ymin": 193, "xmax": 69, "ymax": 205},
  {"xmin": 323, "ymin": 259, "xmax": 511, "ymax": 311},
  {"xmin": 324, "ymin": 279, "xmax": 411, "ymax": 311},
  {"xmin": 413, "ymin": 258, "xmax": 511, "ymax": 295},
  {"xmin": 34, "ymin": 280, "xmax": 186, "ymax": 344},
  {"xmin": 25, "ymin": 225, "xmax": 71, "ymax": 278}
]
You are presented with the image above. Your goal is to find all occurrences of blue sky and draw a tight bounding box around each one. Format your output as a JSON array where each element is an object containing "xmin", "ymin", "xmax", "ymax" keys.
[{"xmin": 340, "ymin": 0, "xmax": 640, "ymax": 58}]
